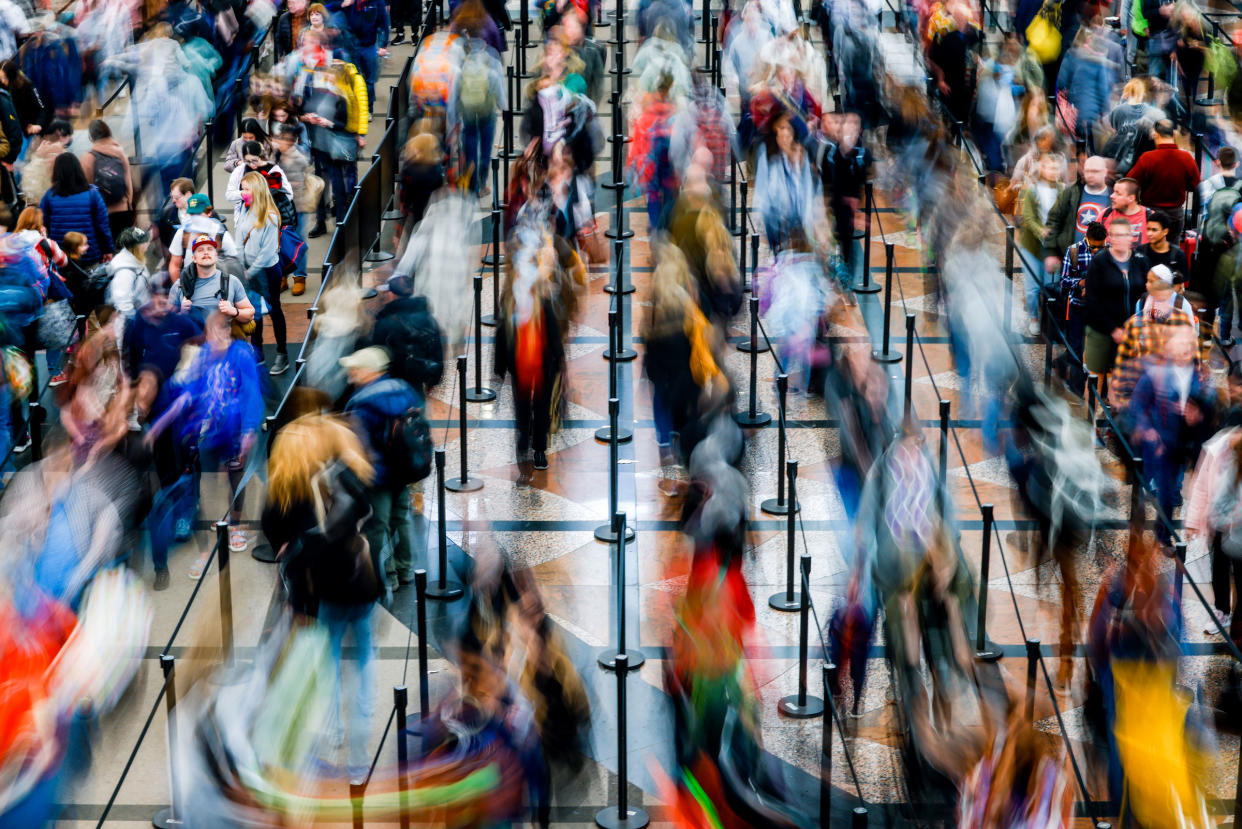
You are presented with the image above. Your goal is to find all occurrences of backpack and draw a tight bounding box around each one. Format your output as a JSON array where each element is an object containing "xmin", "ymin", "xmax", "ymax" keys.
[
  {"xmin": 0, "ymin": 90, "xmax": 20, "ymax": 165},
  {"xmin": 1102, "ymin": 120, "xmax": 1145, "ymax": 174},
  {"xmin": 386, "ymin": 312, "xmax": 444, "ymax": 389},
  {"xmin": 271, "ymin": 187, "xmax": 297, "ymax": 229},
  {"xmin": 411, "ymin": 33, "xmax": 459, "ymax": 110},
  {"xmin": 1203, "ymin": 182, "xmax": 1242, "ymax": 246},
  {"xmin": 1131, "ymin": 0, "xmax": 1149, "ymax": 37},
  {"xmin": 90, "ymin": 150, "xmax": 127, "ymax": 206},
  {"xmin": 458, "ymin": 48, "xmax": 497, "ymax": 119},
  {"xmin": 385, "ymin": 406, "xmax": 433, "ymax": 484},
  {"xmin": 278, "ymin": 227, "xmax": 307, "ymax": 276}
]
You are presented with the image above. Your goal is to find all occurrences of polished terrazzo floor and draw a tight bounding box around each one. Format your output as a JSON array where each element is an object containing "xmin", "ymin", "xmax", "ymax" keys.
[{"xmin": 52, "ymin": 9, "xmax": 1242, "ymax": 828}]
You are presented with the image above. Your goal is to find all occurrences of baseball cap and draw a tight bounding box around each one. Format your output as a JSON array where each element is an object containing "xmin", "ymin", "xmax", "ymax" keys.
[
  {"xmin": 377, "ymin": 274, "xmax": 413, "ymax": 297},
  {"xmin": 186, "ymin": 194, "xmax": 211, "ymax": 215},
  {"xmin": 339, "ymin": 346, "xmax": 390, "ymax": 373},
  {"xmin": 1148, "ymin": 264, "xmax": 1175, "ymax": 288},
  {"xmin": 190, "ymin": 234, "xmax": 219, "ymax": 252},
  {"xmin": 116, "ymin": 226, "xmax": 150, "ymax": 249}
]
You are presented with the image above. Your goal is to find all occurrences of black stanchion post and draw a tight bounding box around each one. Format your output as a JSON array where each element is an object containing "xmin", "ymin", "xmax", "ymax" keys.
[
  {"xmin": 873, "ymin": 242, "xmax": 901, "ymax": 363},
  {"xmin": 216, "ymin": 520, "xmax": 235, "ymax": 670},
  {"xmin": 394, "ymin": 685, "xmax": 410, "ymax": 829},
  {"xmin": 29, "ymin": 397, "xmax": 43, "ymax": 462},
  {"xmin": 428, "ymin": 449, "xmax": 465, "ymax": 599},
  {"xmin": 903, "ymin": 313, "xmax": 915, "ymax": 418},
  {"xmin": 735, "ymin": 295, "xmax": 772, "ymax": 427},
  {"xmin": 599, "ymin": 512, "xmax": 645, "ymax": 670},
  {"xmin": 466, "ymin": 276, "xmax": 497, "ymax": 402},
  {"xmin": 1086, "ymin": 373, "xmax": 1099, "ymax": 425},
  {"xmin": 853, "ymin": 806, "xmax": 869, "ymax": 827},
  {"xmin": 595, "ymin": 399, "xmax": 635, "ymax": 543},
  {"xmin": 445, "ymin": 356, "xmax": 483, "ymax": 492},
  {"xmin": 855, "ymin": 182, "xmax": 880, "ymax": 294},
  {"xmin": 152, "ymin": 655, "xmax": 182, "ymax": 829},
  {"xmin": 761, "ymin": 374, "xmax": 799, "ymax": 515},
  {"xmin": 769, "ymin": 461, "xmax": 801, "ymax": 611},
  {"xmin": 1025, "ymin": 638, "xmax": 1040, "ymax": 720},
  {"xmin": 975, "ymin": 504, "xmax": 1000, "ymax": 662},
  {"xmin": 736, "ymin": 263, "xmax": 769, "ymax": 353},
  {"xmin": 482, "ymin": 161, "xmax": 502, "ymax": 327},
  {"xmin": 603, "ymin": 259, "xmax": 637, "ymax": 362},
  {"xmin": 779, "ymin": 554, "xmax": 824, "ymax": 718},
  {"xmin": 819, "ymin": 663, "xmax": 835, "ymax": 826},
  {"xmin": 1173, "ymin": 541, "xmax": 1187, "ymax": 605},
  {"xmin": 604, "ymin": 237, "xmax": 634, "ymax": 295},
  {"xmin": 739, "ymin": 184, "xmax": 749, "ymax": 270},
  {"xmin": 594, "ymin": 653, "xmax": 649, "ymax": 829},
  {"xmin": 1004, "ymin": 224, "xmax": 1016, "ymax": 334},
  {"xmin": 596, "ymin": 308, "xmax": 633, "ymax": 443},
  {"xmin": 1043, "ymin": 298, "xmax": 1054, "ymax": 382},
  {"xmin": 729, "ymin": 155, "xmax": 738, "ymax": 234},
  {"xmin": 205, "ymin": 120, "xmax": 215, "ymax": 204},
  {"xmin": 1130, "ymin": 456, "xmax": 1144, "ymax": 528},
  {"xmin": 938, "ymin": 399, "xmax": 950, "ymax": 489},
  {"xmin": 414, "ymin": 569, "xmax": 431, "ymax": 714}
]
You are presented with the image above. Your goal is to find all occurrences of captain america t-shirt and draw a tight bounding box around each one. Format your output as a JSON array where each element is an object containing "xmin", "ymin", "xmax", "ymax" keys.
[{"xmin": 1073, "ymin": 188, "xmax": 1110, "ymax": 243}]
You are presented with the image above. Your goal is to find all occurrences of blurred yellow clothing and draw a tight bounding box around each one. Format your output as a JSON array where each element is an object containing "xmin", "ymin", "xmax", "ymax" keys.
[{"xmin": 1112, "ymin": 660, "xmax": 1211, "ymax": 829}]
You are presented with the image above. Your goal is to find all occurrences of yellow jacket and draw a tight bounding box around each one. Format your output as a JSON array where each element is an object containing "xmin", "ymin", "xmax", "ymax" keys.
[{"xmin": 332, "ymin": 60, "xmax": 369, "ymax": 137}]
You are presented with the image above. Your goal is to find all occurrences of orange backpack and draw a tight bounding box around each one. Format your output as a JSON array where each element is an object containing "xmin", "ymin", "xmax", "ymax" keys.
[{"xmin": 411, "ymin": 32, "xmax": 460, "ymax": 110}]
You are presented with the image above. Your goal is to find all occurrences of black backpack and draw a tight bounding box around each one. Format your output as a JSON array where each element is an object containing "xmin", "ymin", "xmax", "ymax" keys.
[
  {"xmin": 0, "ymin": 90, "xmax": 21, "ymax": 166},
  {"xmin": 1103, "ymin": 121, "xmax": 1145, "ymax": 174},
  {"xmin": 90, "ymin": 150, "xmax": 127, "ymax": 206},
  {"xmin": 271, "ymin": 186, "xmax": 297, "ymax": 228},
  {"xmin": 389, "ymin": 314, "xmax": 445, "ymax": 390},
  {"xmin": 386, "ymin": 406, "xmax": 433, "ymax": 484}
]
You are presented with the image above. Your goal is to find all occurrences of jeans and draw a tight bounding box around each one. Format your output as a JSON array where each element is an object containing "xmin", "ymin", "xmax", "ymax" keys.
[
  {"xmin": 651, "ymin": 382, "xmax": 673, "ymax": 447},
  {"xmin": 249, "ymin": 265, "xmax": 287, "ymax": 356},
  {"xmin": 461, "ymin": 116, "xmax": 495, "ymax": 193},
  {"xmin": 318, "ymin": 600, "xmax": 376, "ymax": 780},
  {"xmin": 1020, "ymin": 246, "xmax": 1051, "ymax": 322},
  {"xmin": 1219, "ymin": 281, "xmax": 1237, "ymax": 342},
  {"xmin": 353, "ymin": 47, "xmax": 379, "ymax": 110},
  {"xmin": 364, "ymin": 485, "xmax": 419, "ymax": 586},
  {"xmin": 313, "ymin": 149, "xmax": 350, "ymax": 225},
  {"xmin": 1140, "ymin": 441, "xmax": 1183, "ymax": 545},
  {"xmin": 515, "ymin": 382, "xmax": 553, "ymax": 456}
]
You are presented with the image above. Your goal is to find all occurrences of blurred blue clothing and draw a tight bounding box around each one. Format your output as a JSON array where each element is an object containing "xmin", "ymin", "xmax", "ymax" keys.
[
  {"xmin": 39, "ymin": 187, "xmax": 114, "ymax": 266},
  {"xmin": 175, "ymin": 340, "xmax": 264, "ymax": 457},
  {"xmin": 344, "ymin": 375, "xmax": 420, "ymax": 487}
]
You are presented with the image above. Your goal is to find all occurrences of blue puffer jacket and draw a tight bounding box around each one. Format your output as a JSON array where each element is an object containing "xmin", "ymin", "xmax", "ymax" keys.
[
  {"xmin": 39, "ymin": 187, "xmax": 114, "ymax": 265},
  {"xmin": 345, "ymin": 376, "xmax": 421, "ymax": 487}
]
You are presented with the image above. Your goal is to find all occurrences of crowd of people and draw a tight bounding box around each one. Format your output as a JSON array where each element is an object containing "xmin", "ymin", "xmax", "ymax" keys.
[{"xmin": 0, "ymin": 0, "xmax": 1241, "ymax": 824}]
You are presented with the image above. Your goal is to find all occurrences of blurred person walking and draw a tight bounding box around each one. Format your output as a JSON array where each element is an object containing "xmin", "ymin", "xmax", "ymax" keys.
[
  {"xmin": 80, "ymin": 119, "xmax": 134, "ymax": 245},
  {"xmin": 38, "ymin": 152, "xmax": 113, "ymax": 267},
  {"xmin": 234, "ymin": 171, "xmax": 288, "ymax": 375}
]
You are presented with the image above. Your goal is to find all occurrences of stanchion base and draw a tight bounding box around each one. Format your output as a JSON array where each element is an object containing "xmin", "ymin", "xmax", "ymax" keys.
[
  {"xmin": 853, "ymin": 282, "xmax": 882, "ymax": 295},
  {"xmin": 364, "ymin": 250, "xmax": 396, "ymax": 263},
  {"xmin": 974, "ymin": 649, "xmax": 1002, "ymax": 663},
  {"xmin": 735, "ymin": 411, "xmax": 772, "ymax": 428},
  {"xmin": 481, "ymin": 314, "xmax": 497, "ymax": 327},
  {"xmin": 381, "ymin": 209, "xmax": 404, "ymax": 221},
  {"xmin": 602, "ymin": 348, "xmax": 638, "ymax": 362},
  {"xmin": 604, "ymin": 229, "xmax": 635, "ymax": 240},
  {"xmin": 445, "ymin": 477, "xmax": 484, "ymax": 493},
  {"xmin": 154, "ymin": 807, "xmax": 187, "ymax": 828},
  {"xmin": 251, "ymin": 541, "xmax": 278, "ymax": 563},
  {"xmin": 598, "ymin": 648, "xmax": 646, "ymax": 671},
  {"xmin": 595, "ymin": 524, "xmax": 637, "ymax": 543},
  {"xmin": 871, "ymin": 349, "xmax": 903, "ymax": 364},
  {"xmin": 465, "ymin": 387, "xmax": 498, "ymax": 403},
  {"xmin": 768, "ymin": 591, "xmax": 802, "ymax": 612},
  {"xmin": 425, "ymin": 581, "xmax": 465, "ymax": 601},
  {"xmin": 595, "ymin": 426, "xmax": 633, "ymax": 443},
  {"xmin": 760, "ymin": 497, "xmax": 799, "ymax": 516},
  {"xmin": 482, "ymin": 253, "xmax": 506, "ymax": 267},
  {"xmin": 778, "ymin": 694, "xmax": 824, "ymax": 719},
  {"xmin": 595, "ymin": 806, "xmax": 650, "ymax": 829},
  {"xmin": 736, "ymin": 339, "xmax": 770, "ymax": 353},
  {"xmin": 603, "ymin": 282, "xmax": 636, "ymax": 295},
  {"xmin": 601, "ymin": 180, "xmax": 627, "ymax": 191}
]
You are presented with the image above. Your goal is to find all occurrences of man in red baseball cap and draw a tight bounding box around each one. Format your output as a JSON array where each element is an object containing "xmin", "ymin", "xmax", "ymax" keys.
[{"xmin": 168, "ymin": 233, "xmax": 255, "ymax": 325}]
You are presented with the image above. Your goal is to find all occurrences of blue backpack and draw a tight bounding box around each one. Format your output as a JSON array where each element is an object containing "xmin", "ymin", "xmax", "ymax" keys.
[{"xmin": 278, "ymin": 227, "xmax": 307, "ymax": 276}]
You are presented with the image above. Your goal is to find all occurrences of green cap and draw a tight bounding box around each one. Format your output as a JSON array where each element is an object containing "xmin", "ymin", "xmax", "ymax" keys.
[{"xmin": 186, "ymin": 193, "xmax": 211, "ymax": 215}]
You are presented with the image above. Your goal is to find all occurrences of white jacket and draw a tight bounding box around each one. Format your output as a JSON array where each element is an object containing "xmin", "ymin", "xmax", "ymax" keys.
[{"xmin": 1185, "ymin": 427, "xmax": 1240, "ymax": 538}]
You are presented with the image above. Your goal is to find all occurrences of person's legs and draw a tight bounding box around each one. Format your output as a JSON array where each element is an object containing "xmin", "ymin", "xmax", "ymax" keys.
[
  {"xmin": 461, "ymin": 118, "xmax": 481, "ymax": 191},
  {"xmin": 365, "ymin": 487, "xmax": 396, "ymax": 589},
  {"xmin": 1020, "ymin": 246, "xmax": 1047, "ymax": 323},
  {"xmin": 266, "ymin": 266, "xmax": 287, "ymax": 353},
  {"xmin": 514, "ymin": 388, "xmax": 533, "ymax": 457},
  {"xmin": 386, "ymin": 484, "xmax": 415, "ymax": 582},
  {"xmin": 1211, "ymin": 533, "xmax": 1232, "ymax": 615},
  {"xmin": 318, "ymin": 600, "xmax": 349, "ymax": 744},
  {"xmin": 332, "ymin": 160, "xmax": 352, "ymax": 224},
  {"xmin": 312, "ymin": 149, "xmax": 331, "ymax": 226},
  {"xmin": 343, "ymin": 602, "xmax": 376, "ymax": 781},
  {"xmin": 478, "ymin": 116, "xmax": 495, "ymax": 190},
  {"xmin": 355, "ymin": 47, "xmax": 379, "ymax": 109},
  {"xmin": 532, "ymin": 381, "xmax": 553, "ymax": 454}
]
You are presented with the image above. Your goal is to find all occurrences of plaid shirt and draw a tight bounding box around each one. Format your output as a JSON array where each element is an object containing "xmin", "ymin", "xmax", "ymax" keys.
[
  {"xmin": 1109, "ymin": 303, "xmax": 1196, "ymax": 410},
  {"xmin": 1059, "ymin": 239, "xmax": 1098, "ymax": 316}
]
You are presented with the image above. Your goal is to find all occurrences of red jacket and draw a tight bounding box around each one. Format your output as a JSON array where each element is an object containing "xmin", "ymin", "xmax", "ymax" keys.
[{"xmin": 1128, "ymin": 144, "xmax": 1201, "ymax": 210}]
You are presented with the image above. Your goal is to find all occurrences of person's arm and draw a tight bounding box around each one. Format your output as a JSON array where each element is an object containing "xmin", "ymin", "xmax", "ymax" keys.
[
  {"xmin": 1043, "ymin": 186, "xmax": 1073, "ymax": 263},
  {"xmin": 121, "ymin": 153, "xmax": 134, "ymax": 211},
  {"xmin": 92, "ymin": 189, "xmax": 114, "ymax": 256},
  {"xmin": 225, "ymin": 278, "xmax": 255, "ymax": 323},
  {"xmin": 224, "ymin": 164, "xmax": 245, "ymax": 209},
  {"xmin": 81, "ymin": 149, "xmax": 95, "ymax": 183}
]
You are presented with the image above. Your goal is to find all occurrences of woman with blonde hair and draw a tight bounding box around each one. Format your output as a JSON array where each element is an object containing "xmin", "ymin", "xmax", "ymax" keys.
[
  {"xmin": 261, "ymin": 413, "xmax": 380, "ymax": 782},
  {"xmin": 235, "ymin": 170, "xmax": 289, "ymax": 375}
]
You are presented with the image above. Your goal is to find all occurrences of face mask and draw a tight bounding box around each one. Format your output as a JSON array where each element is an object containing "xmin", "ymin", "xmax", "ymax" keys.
[{"xmin": 241, "ymin": 192, "xmax": 253, "ymax": 207}]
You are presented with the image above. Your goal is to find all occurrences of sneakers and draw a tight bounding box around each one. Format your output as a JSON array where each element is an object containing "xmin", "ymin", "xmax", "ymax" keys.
[
  {"xmin": 269, "ymin": 353, "xmax": 290, "ymax": 376},
  {"xmin": 153, "ymin": 568, "xmax": 170, "ymax": 591},
  {"xmin": 12, "ymin": 433, "xmax": 30, "ymax": 453},
  {"xmin": 391, "ymin": 28, "xmax": 407, "ymax": 44},
  {"xmin": 1026, "ymin": 320, "xmax": 1042, "ymax": 337},
  {"xmin": 48, "ymin": 371, "xmax": 69, "ymax": 387},
  {"xmin": 229, "ymin": 530, "xmax": 250, "ymax": 552},
  {"xmin": 1204, "ymin": 608, "xmax": 1231, "ymax": 636},
  {"xmin": 533, "ymin": 450, "xmax": 549, "ymax": 470},
  {"xmin": 308, "ymin": 223, "xmax": 329, "ymax": 238}
]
